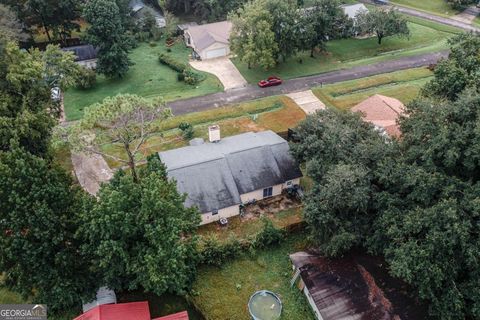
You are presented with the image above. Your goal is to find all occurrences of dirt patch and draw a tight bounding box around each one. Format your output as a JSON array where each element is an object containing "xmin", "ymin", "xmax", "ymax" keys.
[
  {"xmin": 242, "ymin": 194, "xmax": 301, "ymax": 220},
  {"xmin": 72, "ymin": 152, "xmax": 113, "ymax": 195}
]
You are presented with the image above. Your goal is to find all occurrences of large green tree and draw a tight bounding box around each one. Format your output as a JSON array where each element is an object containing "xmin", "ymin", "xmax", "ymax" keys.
[
  {"xmin": 0, "ymin": 147, "xmax": 96, "ymax": 312},
  {"xmin": 83, "ymin": 0, "xmax": 132, "ymax": 78},
  {"xmin": 0, "ymin": 4, "xmax": 28, "ymax": 41},
  {"xmin": 299, "ymin": 0, "xmax": 351, "ymax": 57},
  {"xmin": 423, "ymin": 33, "xmax": 480, "ymax": 101},
  {"xmin": 0, "ymin": 41, "xmax": 79, "ymax": 156},
  {"xmin": 79, "ymin": 155, "xmax": 201, "ymax": 296},
  {"xmin": 229, "ymin": 0, "xmax": 278, "ymax": 69},
  {"xmin": 356, "ymin": 8, "xmax": 410, "ymax": 45}
]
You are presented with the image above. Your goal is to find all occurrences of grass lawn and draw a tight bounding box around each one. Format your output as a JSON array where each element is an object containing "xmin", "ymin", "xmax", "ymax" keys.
[
  {"xmin": 474, "ymin": 16, "xmax": 480, "ymax": 26},
  {"xmin": 312, "ymin": 67, "xmax": 433, "ymax": 110},
  {"xmin": 63, "ymin": 40, "xmax": 223, "ymax": 121},
  {"xmin": 99, "ymin": 96, "xmax": 306, "ymax": 168},
  {"xmin": 234, "ymin": 19, "xmax": 457, "ymax": 83},
  {"xmin": 191, "ymin": 234, "xmax": 315, "ymax": 320},
  {"xmin": 390, "ymin": 0, "xmax": 459, "ymax": 17}
]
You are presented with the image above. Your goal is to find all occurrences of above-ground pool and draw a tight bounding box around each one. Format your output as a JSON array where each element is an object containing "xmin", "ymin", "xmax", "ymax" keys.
[{"xmin": 248, "ymin": 290, "xmax": 283, "ymax": 320}]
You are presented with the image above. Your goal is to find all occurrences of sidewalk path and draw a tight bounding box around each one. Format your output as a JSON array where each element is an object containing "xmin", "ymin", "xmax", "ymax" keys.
[
  {"xmin": 72, "ymin": 152, "xmax": 113, "ymax": 195},
  {"xmin": 287, "ymin": 90, "xmax": 325, "ymax": 114},
  {"xmin": 168, "ymin": 51, "xmax": 448, "ymax": 116}
]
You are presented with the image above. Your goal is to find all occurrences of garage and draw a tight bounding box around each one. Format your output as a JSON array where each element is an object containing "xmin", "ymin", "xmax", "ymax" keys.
[{"xmin": 205, "ymin": 47, "xmax": 228, "ymax": 59}]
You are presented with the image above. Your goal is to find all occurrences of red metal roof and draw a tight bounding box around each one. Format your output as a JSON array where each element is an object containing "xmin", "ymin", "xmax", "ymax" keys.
[
  {"xmin": 152, "ymin": 311, "xmax": 189, "ymax": 320},
  {"xmin": 73, "ymin": 302, "xmax": 151, "ymax": 320}
]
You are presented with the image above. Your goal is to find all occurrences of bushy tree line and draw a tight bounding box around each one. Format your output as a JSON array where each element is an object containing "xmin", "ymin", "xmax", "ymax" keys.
[
  {"xmin": 291, "ymin": 33, "xmax": 480, "ymax": 319},
  {"xmin": 0, "ymin": 35, "xmax": 201, "ymax": 314}
]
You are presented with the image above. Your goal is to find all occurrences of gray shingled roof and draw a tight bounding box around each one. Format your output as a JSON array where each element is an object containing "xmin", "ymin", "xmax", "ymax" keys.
[
  {"xmin": 186, "ymin": 21, "xmax": 232, "ymax": 52},
  {"xmin": 62, "ymin": 45, "xmax": 97, "ymax": 62},
  {"xmin": 159, "ymin": 131, "xmax": 302, "ymax": 213}
]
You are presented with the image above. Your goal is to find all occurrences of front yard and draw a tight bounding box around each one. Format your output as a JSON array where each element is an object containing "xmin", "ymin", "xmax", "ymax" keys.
[
  {"xmin": 312, "ymin": 67, "xmax": 433, "ymax": 110},
  {"xmin": 63, "ymin": 40, "xmax": 223, "ymax": 121},
  {"xmin": 191, "ymin": 234, "xmax": 315, "ymax": 320},
  {"xmin": 390, "ymin": 0, "xmax": 459, "ymax": 17},
  {"xmin": 98, "ymin": 96, "xmax": 306, "ymax": 168},
  {"xmin": 234, "ymin": 18, "xmax": 458, "ymax": 83}
]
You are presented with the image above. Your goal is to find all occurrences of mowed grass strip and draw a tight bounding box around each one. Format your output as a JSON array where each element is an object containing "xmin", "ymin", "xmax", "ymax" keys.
[
  {"xmin": 191, "ymin": 235, "xmax": 315, "ymax": 320},
  {"xmin": 390, "ymin": 0, "xmax": 459, "ymax": 17},
  {"xmin": 313, "ymin": 67, "xmax": 432, "ymax": 110},
  {"xmin": 63, "ymin": 40, "xmax": 223, "ymax": 121},
  {"xmin": 234, "ymin": 20, "xmax": 454, "ymax": 83},
  {"xmin": 100, "ymin": 96, "xmax": 306, "ymax": 168}
]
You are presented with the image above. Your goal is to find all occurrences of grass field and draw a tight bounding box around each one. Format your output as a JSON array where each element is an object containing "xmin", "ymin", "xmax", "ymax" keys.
[
  {"xmin": 191, "ymin": 235, "xmax": 315, "ymax": 320},
  {"xmin": 474, "ymin": 16, "xmax": 480, "ymax": 26},
  {"xmin": 390, "ymin": 0, "xmax": 459, "ymax": 17},
  {"xmin": 99, "ymin": 96, "xmax": 306, "ymax": 168},
  {"xmin": 63, "ymin": 40, "xmax": 223, "ymax": 121},
  {"xmin": 312, "ymin": 67, "xmax": 432, "ymax": 110},
  {"xmin": 234, "ymin": 19, "xmax": 457, "ymax": 83}
]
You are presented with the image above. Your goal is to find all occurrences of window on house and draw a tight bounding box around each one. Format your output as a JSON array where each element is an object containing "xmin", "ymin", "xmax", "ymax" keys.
[
  {"xmin": 286, "ymin": 180, "xmax": 293, "ymax": 187},
  {"xmin": 212, "ymin": 209, "xmax": 218, "ymax": 215},
  {"xmin": 263, "ymin": 187, "xmax": 273, "ymax": 198}
]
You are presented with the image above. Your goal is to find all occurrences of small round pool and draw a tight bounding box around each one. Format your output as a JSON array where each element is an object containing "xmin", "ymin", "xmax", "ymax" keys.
[{"xmin": 248, "ymin": 290, "xmax": 282, "ymax": 320}]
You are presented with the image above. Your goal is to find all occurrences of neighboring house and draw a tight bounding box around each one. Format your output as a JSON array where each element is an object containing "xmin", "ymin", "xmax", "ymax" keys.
[
  {"xmin": 177, "ymin": 22, "xmax": 199, "ymax": 35},
  {"xmin": 290, "ymin": 252, "xmax": 394, "ymax": 320},
  {"xmin": 62, "ymin": 44, "xmax": 97, "ymax": 69},
  {"xmin": 341, "ymin": 3, "xmax": 369, "ymax": 22},
  {"xmin": 351, "ymin": 94, "xmax": 406, "ymax": 137},
  {"xmin": 158, "ymin": 128, "xmax": 303, "ymax": 225},
  {"xmin": 74, "ymin": 301, "xmax": 189, "ymax": 320},
  {"xmin": 129, "ymin": 0, "xmax": 166, "ymax": 27},
  {"xmin": 184, "ymin": 21, "xmax": 232, "ymax": 60}
]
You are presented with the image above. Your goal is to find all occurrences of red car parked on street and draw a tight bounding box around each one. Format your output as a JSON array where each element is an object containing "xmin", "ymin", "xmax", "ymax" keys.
[{"xmin": 258, "ymin": 76, "xmax": 282, "ymax": 88}]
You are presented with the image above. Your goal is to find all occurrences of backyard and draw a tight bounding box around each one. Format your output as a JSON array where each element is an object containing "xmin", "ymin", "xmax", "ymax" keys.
[
  {"xmin": 191, "ymin": 234, "xmax": 316, "ymax": 320},
  {"xmin": 233, "ymin": 18, "xmax": 459, "ymax": 83},
  {"xmin": 63, "ymin": 39, "xmax": 223, "ymax": 120},
  {"xmin": 98, "ymin": 96, "xmax": 306, "ymax": 168},
  {"xmin": 312, "ymin": 67, "xmax": 433, "ymax": 110}
]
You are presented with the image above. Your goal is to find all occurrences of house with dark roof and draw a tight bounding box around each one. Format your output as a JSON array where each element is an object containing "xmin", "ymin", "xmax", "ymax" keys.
[
  {"xmin": 62, "ymin": 44, "xmax": 98, "ymax": 69},
  {"xmin": 158, "ymin": 128, "xmax": 302, "ymax": 225},
  {"xmin": 129, "ymin": 0, "xmax": 166, "ymax": 27},
  {"xmin": 184, "ymin": 21, "xmax": 232, "ymax": 60}
]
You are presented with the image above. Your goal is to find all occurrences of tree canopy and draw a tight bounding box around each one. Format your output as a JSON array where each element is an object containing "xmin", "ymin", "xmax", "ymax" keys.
[
  {"xmin": 83, "ymin": 0, "xmax": 133, "ymax": 78},
  {"xmin": 78, "ymin": 154, "xmax": 201, "ymax": 296},
  {"xmin": 292, "ymin": 33, "xmax": 480, "ymax": 319},
  {"xmin": 356, "ymin": 8, "xmax": 410, "ymax": 45}
]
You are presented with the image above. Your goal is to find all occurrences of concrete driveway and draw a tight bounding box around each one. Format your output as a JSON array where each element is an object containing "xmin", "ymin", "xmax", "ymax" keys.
[{"xmin": 190, "ymin": 57, "xmax": 247, "ymax": 91}]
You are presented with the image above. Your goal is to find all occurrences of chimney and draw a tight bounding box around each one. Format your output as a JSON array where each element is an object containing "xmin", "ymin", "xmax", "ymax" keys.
[{"xmin": 208, "ymin": 125, "xmax": 221, "ymax": 143}]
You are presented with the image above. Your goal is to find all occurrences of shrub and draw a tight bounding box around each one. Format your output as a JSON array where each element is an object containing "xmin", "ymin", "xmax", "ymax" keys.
[
  {"xmin": 177, "ymin": 72, "xmax": 185, "ymax": 82},
  {"xmin": 149, "ymin": 41, "xmax": 157, "ymax": 47},
  {"xmin": 200, "ymin": 236, "xmax": 242, "ymax": 266},
  {"xmin": 158, "ymin": 53, "xmax": 188, "ymax": 73},
  {"xmin": 178, "ymin": 122, "xmax": 194, "ymax": 139},
  {"xmin": 253, "ymin": 217, "xmax": 285, "ymax": 249},
  {"xmin": 134, "ymin": 31, "xmax": 150, "ymax": 43},
  {"xmin": 183, "ymin": 69, "xmax": 203, "ymax": 85},
  {"xmin": 75, "ymin": 68, "xmax": 97, "ymax": 89}
]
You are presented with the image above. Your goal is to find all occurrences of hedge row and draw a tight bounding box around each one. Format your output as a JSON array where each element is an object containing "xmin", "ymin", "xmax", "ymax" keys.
[
  {"xmin": 158, "ymin": 53, "xmax": 205, "ymax": 85},
  {"xmin": 198, "ymin": 217, "xmax": 289, "ymax": 266}
]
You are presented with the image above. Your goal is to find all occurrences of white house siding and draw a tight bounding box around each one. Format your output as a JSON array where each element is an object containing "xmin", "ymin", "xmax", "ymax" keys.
[
  {"xmin": 303, "ymin": 286, "xmax": 323, "ymax": 320},
  {"xmin": 239, "ymin": 178, "xmax": 300, "ymax": 203},
  {"xmin": 200, "ymin": 42, "xmax": 230, "ymax": 60},
  {"xmin": 78, "ymin": 59, "xmax": 97, "ymax": 69},
  {"xmin": 200, "ymin": 204, "xmax": 240, "ymax": 225}
]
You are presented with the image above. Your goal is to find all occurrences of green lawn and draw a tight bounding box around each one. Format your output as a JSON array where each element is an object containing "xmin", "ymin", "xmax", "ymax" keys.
[
  {"xmin": 390, "ymin": 0, "xmax": 459, "ymax": 17},
  {"xmin": 474, "ymin": 16, "xmax": 480, "ymax": 26},
  {"xmin": 312, "ymin": 67, "xmax": 432, "ymax": 110},
  {"xmin": 191, "ymin": 235, "xmax": 315, "ymax": 320},
  {"xmin": 234, "ymin": 19, "xmax": 457, "ymax": 83},
  {"xmin": 63, "ymin": 40, "xmax": 223, "ymax": 121},
  {"xmin": 99, "ymin": 96, "xmax": 306, "ymax": 168}
]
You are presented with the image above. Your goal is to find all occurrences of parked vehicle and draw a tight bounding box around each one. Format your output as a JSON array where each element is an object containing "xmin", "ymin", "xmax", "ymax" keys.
[{"xmin": 258, "ymin": 76, "xmax": 282, "ymax": 88}]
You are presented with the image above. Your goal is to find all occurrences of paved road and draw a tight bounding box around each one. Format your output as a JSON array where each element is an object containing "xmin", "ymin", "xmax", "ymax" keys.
[
  {"xmin": 359, "ymin": 0, "xmax": 480, "ymax": 33},
  {"xmin": 168, "ymin": 51, "xmax": 448, "ymax": 115}
]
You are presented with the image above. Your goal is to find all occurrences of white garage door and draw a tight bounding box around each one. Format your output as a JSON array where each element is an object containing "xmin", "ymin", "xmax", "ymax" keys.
[{"xmin": 205, "ymin": 47, "xmax": 227, "ymax": 59}]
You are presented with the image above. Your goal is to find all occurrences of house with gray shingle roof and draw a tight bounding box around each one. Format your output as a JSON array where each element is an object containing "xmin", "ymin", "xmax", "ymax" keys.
[
  {"xmin": 184, "ymin": 21, "xmax": 232, "ymax": 60},
  {"xmin": 159, "ymin": 129, "xmax": 302, "ymax": 225}
]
